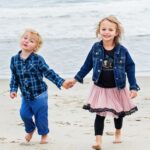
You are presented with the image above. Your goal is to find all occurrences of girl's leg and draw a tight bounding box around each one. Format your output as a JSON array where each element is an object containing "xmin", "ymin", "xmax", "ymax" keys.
[
  {"xmin": 20, "ymin": 98, "xmax": 35, "ymax": 142},
  {"xmin": 92, "ymin": 115, "xmax": 105, "ymax": 150},
  {"xmin": 113, "ymin": 116, "xmax": 123, "ymax": 143},
  {"xmin": 31, "ymin": 91, "xmax": 49, "ymax": 144}
]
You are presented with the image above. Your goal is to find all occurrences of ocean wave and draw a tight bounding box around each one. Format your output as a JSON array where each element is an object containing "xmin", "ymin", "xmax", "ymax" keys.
[{"xmin": 135, "ymin": 34, "xmax": 150, "ymax": 37}]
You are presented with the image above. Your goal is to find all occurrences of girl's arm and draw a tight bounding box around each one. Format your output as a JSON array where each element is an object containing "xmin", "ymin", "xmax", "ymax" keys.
[
  {"xmin": 74, "ymin": 48, "xmax": 93, "ymax": 83},
  {"xmin": 125, "ymin": 50, "xmax": 140, "ymax": 91}
]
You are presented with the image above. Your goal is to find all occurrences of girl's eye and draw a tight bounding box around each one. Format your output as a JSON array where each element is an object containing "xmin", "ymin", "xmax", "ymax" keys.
[
  {"xmin": 109, "ymin": 29, "xmax": 113, "ymax": 31},
  {"xmin": 102, "ymin": 28, "xmax": 106, "ymax": 31}
]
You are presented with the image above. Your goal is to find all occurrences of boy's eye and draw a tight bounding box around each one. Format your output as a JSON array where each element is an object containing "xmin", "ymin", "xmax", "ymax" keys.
[
  {"xmin": 24, "ymin": 37, "xmax": 28, "ymax": 40},
  {"xmin": 30, "ymin": 40, "xmax": 34, "ymax": 43},
  {"xmin": 102, "ymin": 28, "xmax": 106, "ymax": 31}
]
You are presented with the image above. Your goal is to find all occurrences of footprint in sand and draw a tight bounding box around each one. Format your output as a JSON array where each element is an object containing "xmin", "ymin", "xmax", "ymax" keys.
[
  {"xmin": 20, "ymin": 142, "xmax": 36, "ymax": 146},
  {"xmin": 105, "ymin": 131, "xmax": 114, "ymax": 136},
  {"xmin": 144, "ymin": 97, "xmax": 150, "ymax": 100},
  {"xmin": 10, "ymin": 140, "xmax": 20, "ymax": 143},
  {"xmin": 17, "ymin": 122, "xmax": 24, "ymax": 126},
  {"xmin": 55, "ymin": 121, "xmax": 71, "ymax": 126},
  {"xmin": 0, "ymin": 137, "xmax": 6, "ymax": 141}
]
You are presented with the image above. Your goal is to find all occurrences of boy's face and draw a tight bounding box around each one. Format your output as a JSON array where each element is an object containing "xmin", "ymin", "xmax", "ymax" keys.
[{"xmin": 20, "ymin": 32, "xmax": 39, "ymax": 52}]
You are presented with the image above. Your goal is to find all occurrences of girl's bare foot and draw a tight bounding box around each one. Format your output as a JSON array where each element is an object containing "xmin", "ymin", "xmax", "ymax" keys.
[
  {"xmin": 113, "ymin": 129, "xmax": 122, "ymax": 144},
  {"xmin": 40, "ymin": 135, "xmax": 48, "ymax": 144},
  {"xmin": 25, "ymin": 130, "xmax": 35, "ymax": 142},
  {"xmin": 92, "ymin": 135, "xmax": 102, "ymax": 150},
  {"xmin": 92, "ymin": 144, "xmax": 102, "ymax": 150}
]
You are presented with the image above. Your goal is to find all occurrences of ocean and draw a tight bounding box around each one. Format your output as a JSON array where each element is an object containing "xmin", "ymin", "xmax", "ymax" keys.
[{"xmin": 0, "ymin": 0, "xmax": 150, "ymax": 79}]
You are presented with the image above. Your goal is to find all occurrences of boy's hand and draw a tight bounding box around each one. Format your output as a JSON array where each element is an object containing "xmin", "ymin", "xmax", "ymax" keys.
[
  {"xmin": 62, "ymin": 79, "xmax": 76, "ymax": 89},
  {"xmin": 10, "ymin": 92, "xmax": 17, "ymax": 99},
  {"xmin": 129, "ymin": 90, "xmax": 137, "ymax": 99}
]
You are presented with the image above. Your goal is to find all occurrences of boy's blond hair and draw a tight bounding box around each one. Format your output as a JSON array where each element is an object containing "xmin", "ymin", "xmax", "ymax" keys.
[
  {"xmin": 21, "ymin": 29, "xmax": 43, "ymax": 52},
  {"xmin": 96, "ymin": 15, "xmax": 124, "ymax": 45}
]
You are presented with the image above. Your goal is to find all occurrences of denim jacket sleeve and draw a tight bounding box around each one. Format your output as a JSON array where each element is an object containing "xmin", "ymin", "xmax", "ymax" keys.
[
  {"xmin": 125, "ymin": 50, "xmax": 140, "ymax": 91},
  {"xmin": 10, "ymin": 57, "xmax": 19, "ymax": 93},
  {"xmin": 74, "ymin": 46, "xmax": 93, "ymax": 83},
  {"xmin": 38, "ymin": 56, "xmax": 65, "ymax": 89}
]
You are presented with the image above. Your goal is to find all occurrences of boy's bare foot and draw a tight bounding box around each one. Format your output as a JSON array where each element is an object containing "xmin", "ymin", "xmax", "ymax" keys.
[
  {"xmin": 25, "ymin": 130, "xmax": 35, "ymax": 142},
  {"xmin": 113, "ymin": 129, "xmax": 122, "ymax": 144},
  {"xmin": 40, "ymin": 135, "xmax": 48, "ymax": 144}
]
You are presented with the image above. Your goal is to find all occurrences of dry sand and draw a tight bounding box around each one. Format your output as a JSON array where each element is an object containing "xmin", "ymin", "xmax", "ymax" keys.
[{"xmin": 0, "ymin": 76, "xmax": 150, "ymax": 150}]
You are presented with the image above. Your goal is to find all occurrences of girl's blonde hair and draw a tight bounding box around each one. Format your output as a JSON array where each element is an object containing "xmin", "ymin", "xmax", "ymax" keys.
[
  {"xmin": 96, "ymin": 15, "xmax": 124, "ymax": 45},
  {"xmin": 21, "ymin": 29, "xmax": 43, "ymax": 52}
]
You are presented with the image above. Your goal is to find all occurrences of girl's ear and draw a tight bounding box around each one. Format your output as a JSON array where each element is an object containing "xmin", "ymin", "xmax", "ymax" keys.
[{"xmin": 115, "ymin": 32, "xmax": 119, "ymax": 37}]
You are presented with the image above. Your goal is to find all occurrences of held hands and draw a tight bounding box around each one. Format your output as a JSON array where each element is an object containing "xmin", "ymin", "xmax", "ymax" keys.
[
  {"xmin": 10, "ymin": 92, "xmax": 17, "ymax": 99},
  {"xmin": 62, "ymin": 79, "xmax": 77, "ymax": 89},
  {"xmin": 129, "ymin": 90, "xmax": 137, "ymax": 99}
]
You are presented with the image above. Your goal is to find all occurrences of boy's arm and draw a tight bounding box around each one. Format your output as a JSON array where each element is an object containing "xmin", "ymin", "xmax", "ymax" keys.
[
  {"xmin": 129, "ymin": 90, "xmax": 137, "ymax": 99},
  {"xmin": 38, "ymin": 56, "xmax": 65, "ymax": 89},
  {"xmin": 10, "ymin": 57, "xmax": 18, "ymax": 93}
]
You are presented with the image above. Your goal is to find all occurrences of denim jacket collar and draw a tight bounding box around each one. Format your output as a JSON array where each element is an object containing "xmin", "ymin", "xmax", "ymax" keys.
[{"xmin": 98, "ymin": 40, "xmax": 121, "ymax": 55}]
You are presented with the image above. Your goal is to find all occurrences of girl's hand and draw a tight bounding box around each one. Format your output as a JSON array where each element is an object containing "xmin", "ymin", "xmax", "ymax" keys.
[
  {"xmin": 62, "ymin": 79, "xmax": 77, "ymax": 89},
  {"xmin": 129, "ymin": 90, "xmax": 137, "ymax": 99},
  {"xmin": 10, "ymin": 92, "xmax": 17, "ymax": 99}
]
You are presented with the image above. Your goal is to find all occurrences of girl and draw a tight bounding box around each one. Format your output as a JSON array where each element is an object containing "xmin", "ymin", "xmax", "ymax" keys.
[
  {"xmin": 71, "ymin": 15, "xmax": 140, "ymax": 150},
  {"xmin": 10, "ymin": 29, "xmax": 72, "ymax": 144}
]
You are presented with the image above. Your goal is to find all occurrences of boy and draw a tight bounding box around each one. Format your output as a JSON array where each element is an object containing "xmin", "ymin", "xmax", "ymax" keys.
[{"xmin": 10, "ymin": 29, "xmax": 72, "ymax": 144}]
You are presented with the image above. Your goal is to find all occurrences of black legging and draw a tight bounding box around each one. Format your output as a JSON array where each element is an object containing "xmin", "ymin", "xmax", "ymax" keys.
[{"xmin": 94, "ymin": 114, "xmax": 123, "ymax": 135}]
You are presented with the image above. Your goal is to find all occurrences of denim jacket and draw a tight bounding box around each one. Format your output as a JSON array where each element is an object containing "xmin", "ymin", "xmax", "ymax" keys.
[{"xmin": 74, "ymin": 41, "xmax": 140, "ymax": 91}]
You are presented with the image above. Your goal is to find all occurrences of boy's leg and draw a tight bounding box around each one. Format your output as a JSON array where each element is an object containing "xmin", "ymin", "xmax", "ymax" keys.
[
  {"xmin": 20, "ymin": 98, "xmax": 36, "ymax": 142},
  {"xmin": 113, "ymin": 117, "xmax": 123, "ymax": 143},
  {"xmin": 20, "ymin": 98, "xmax": 35, "ymax": 133},
  {"xmin": 92, "ymin": 114, "xmax": 105, "ymax": 150},
  {"xmin": 31, "ymin": 91, "xmax": 49, "ymax": 143}
]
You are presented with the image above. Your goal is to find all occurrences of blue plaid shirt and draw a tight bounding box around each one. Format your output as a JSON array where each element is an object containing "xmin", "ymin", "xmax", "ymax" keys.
[{"xmin": 10, "ymin": 51, "xmax": 65, "ymax": 100}]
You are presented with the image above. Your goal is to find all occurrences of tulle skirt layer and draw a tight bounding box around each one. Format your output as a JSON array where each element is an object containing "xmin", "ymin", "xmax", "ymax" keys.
[{"xmin": 83, "ymin": 84, "xmax": 138, "ymax": 118}]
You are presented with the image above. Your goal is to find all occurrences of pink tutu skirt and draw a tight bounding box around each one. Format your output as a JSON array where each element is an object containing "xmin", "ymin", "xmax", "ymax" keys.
[{"xmin": 83, "ymin": 84, "xmax": 138, "ymax": 118}]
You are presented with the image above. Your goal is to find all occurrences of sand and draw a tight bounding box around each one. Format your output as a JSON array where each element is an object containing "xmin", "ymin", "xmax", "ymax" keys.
[{"xmin": 0, "ymin": 76, "xmax": 150, "ymax": 150}]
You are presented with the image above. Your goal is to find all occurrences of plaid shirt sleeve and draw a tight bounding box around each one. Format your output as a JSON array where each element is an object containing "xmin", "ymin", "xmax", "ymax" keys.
[
  {"xmin": 38, "ymin": 56, "xmax": 65, "ymax": 89},
  {"xmin": 10, "ymin": 57, "xmax": 19, "ymax": 92}
]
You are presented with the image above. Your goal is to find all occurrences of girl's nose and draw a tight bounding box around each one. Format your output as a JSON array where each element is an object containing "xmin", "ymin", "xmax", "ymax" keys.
[{"xmin": 105, "ymin": 29, "xmax": 109, "ymax": 33}]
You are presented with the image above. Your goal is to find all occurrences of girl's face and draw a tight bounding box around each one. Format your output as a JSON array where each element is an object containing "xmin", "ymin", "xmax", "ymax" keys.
[
  {"xmin": 99, "ymin": 20, "xmax": 118, "ymax": 43},
  {"xmin": 20, "ymin": 32, "xmax": 39, "ymax": 52}
]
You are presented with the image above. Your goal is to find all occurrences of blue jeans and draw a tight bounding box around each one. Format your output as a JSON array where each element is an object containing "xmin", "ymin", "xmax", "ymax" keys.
[{"xmin": 20, "ymin": 91, "xmax": 49, "ymax": 135}]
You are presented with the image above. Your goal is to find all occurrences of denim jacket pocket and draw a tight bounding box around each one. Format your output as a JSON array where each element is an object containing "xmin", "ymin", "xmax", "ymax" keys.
[
  {"xmin": 93, "ymin": 50, "xmax": 102, "ymax": 65},
  {"xmin": 116, "ymin": 57, "xmax": 125, "ymax": 69}
]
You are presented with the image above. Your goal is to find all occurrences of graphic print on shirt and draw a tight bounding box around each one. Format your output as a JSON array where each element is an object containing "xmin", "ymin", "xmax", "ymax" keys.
[{"xmin": 102, "ymin": 53, "xmax": 114, "ymax": 71}]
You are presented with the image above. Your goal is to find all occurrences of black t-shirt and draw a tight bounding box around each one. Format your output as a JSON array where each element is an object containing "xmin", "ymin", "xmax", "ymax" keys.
[{"xmin": 95, "ymin": 48, "xmax": 116, "ymax": 88}]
